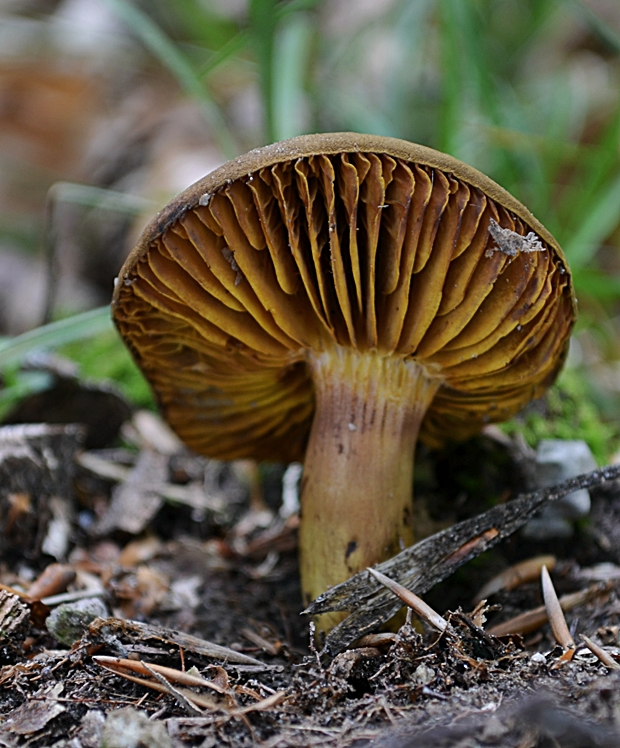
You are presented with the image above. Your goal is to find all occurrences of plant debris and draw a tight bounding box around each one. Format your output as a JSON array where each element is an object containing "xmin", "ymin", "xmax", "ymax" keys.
[
  {"xmin": 307, "ymin": 464, "xmax": 620, "ymax": 658},
  {"xmin": 1, "ymin": 415, "xmax": 620, "ymax": 745}
]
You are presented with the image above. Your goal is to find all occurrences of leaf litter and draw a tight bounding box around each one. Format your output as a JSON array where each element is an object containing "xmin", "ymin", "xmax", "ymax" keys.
[{"xmin": 1, "ymin": 413, "xmax": 620, "ymax": 745}]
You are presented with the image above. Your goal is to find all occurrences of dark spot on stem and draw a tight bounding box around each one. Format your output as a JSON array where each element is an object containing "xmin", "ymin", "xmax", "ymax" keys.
[{"xmin": 345, "ymin": 541, "xmax": 358, "ymax": 560}]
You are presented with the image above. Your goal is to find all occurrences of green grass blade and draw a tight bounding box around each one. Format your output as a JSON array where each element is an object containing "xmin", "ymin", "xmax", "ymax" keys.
[
  {"xmin": 47, "ymin": 182, "xmax": 155, "ymax": 215},
  {"xmin": 277, "ymin": 0, "xmax": 324, "ymax": 15},
  {"xmin": 562, "ymin": 172, "xmax": 620, "ymax": 268},
  {"xmin": 560, "ymin": 111, "xmax": 620, "ymax": 229},
  {"xmin": 198, "ymin": 1, "xmax": 322, "ymax": 82},
  {"xmin": 101, "ymin": 0, "xmax": 238, "ymax": 158},
  {"xmin": 250, "ymin": 0, "xmax": 278, "ymax": 143},
  {"xmin": 273, "ymin": 13, "xmax": 313, "ymax": 141},
  {"xmin": 198, "ymin": 30, "xmax": 248, "ymax": 78},
  {"xmin": 0, "ymin": 308, "xmax": 114, "ymax": 369}
]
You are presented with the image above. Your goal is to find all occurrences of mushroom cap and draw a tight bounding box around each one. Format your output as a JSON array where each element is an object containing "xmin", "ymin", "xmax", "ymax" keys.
[{"xmin": 112, "ymin": 133, "xmax": 576, "ymax": 462}]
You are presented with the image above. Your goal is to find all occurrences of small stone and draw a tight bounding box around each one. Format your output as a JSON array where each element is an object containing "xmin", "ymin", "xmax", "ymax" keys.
[
  {"xmin": 531, "ymin": 652, "xmax": 546, "ymax": 664},
  {"xmin": 101, "ymin": 707, "xmax": 172, "ymax": 748},
  {"xmin": 523, "ymin": 440, "xmax": 596, "ymax": 539},
  {"xmin": 46, "ymin": 597, "xmax": 108, "ymax": 646},
  {"xmin": 413, "ymin": 663, "xmax": 435, "ymax": 685}
]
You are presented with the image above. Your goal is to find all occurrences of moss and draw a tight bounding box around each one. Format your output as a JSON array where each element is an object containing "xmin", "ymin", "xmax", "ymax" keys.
[{"xmin": 502, "ymin": 367, "xmax": 619, "ymax": 464}]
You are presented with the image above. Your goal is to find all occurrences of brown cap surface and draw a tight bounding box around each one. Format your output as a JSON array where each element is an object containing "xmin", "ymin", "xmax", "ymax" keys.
[{"xmin": 112, "ymin": 133, "xmax": 575, "ymax": 461}]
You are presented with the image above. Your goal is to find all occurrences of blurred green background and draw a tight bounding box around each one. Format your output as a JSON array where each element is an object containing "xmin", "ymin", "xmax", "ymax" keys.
[{"xmin": 1, "ymin": 0, "xmax": 620, "ymax": 457}]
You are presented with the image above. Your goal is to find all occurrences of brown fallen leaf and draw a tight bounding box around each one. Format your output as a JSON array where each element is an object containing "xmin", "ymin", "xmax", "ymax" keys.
[
  {"xmin": 4, "ymin": 683, "xmax": 65, "ymax": 735},
  {"xmin": 27, "ymin": 563, "xmax": 76, "ymax": 601}
]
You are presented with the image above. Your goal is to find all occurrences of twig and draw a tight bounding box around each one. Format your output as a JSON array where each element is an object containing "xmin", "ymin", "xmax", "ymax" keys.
[
  {"xmin": 231, "ymin": 691, "xmax": 287, "ymax": 715},
  {"xmin": 94, "ymin": 658, "xmax": 220, "ymax": 711},
  {"xmin": 473, "ymin": 555, "xmax": 556, "ymax": 603},
  {"xmin": 87, "ymin": 617, "xmax": 267, "ymax": 667},
  {"xmin": 42, "ymin": 589, "xmax": 105, "ymax": 607}
]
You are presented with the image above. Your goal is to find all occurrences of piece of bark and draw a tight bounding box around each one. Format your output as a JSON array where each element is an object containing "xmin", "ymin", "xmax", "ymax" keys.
[
  {"xmin": 0, "ymin": 423, "xmax": 84, "ymax": 560},
  {"xmin": 3, "ymin": 683, "xmax": 65, "ymax": 736},
  {"xmin": 85, "ymin": 616, "xmax": 269, "ymax": 668},
  {"xmin": 93, "ymin": 449, "xmax": 167, "ymax": 535},
  {"xmin": 0, "ymin": 591, "xmax": 29, "ymax": 649},
  {"xmin": 306, "ymin": 464, "xmax": 620, "ymax": 659}
]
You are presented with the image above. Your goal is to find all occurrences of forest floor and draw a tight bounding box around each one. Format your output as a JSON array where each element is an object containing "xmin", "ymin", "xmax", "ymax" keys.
[{"xmin": 1, "ymin": 396, "xmax": 620, "ymax": 748}]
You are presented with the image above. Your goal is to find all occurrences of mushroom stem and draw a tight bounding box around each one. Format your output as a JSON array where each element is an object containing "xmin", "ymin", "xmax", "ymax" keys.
[{"xmin": 300, "ymin": 346, "xmax": 440, "ymax": 631}]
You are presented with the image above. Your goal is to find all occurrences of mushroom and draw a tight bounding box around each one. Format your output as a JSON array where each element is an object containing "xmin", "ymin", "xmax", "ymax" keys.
[{"xmin": 112, "ymin": 133, "xmax": 575, "ymax": 632}]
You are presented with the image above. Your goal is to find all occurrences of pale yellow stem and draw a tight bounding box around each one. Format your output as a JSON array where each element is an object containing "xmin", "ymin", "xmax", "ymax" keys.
[{"xmin": 299, "ymin": 346, "xmax": 440, "ymax": 632}]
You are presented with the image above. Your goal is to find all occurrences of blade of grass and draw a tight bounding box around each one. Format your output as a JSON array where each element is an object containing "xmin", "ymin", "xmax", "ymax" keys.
[
  {"xmin": 250, "ymin": 0, "xmax": 278, "ymax": 143},
  {"xmin": 198, "ymin": 0, "xmax": 322, "ymax": 80},
  {"xmin": 438, "ymin": 0, "xmax": 464, "ymax": 156},
  {"xmin": 41, "ymin": 183, "xmax": 154, "ymax": 325},
  {"xmin": 382, "ymin": 0, "xmax": 434, "ymax": 137},
  {"xmin": 280, "ymin": 0, "xmax": 324, "ymax": 13},
  {"xmin": 437, "ymin": 0, "xmax": 519, "ymax": 178},
  {"xmin": 46, "ymin": 183, "xmax": 155, "ymax": 215},
  {"xmin": 562, "ymin": 172, "xmax": 620, "ymax": 268},
  {"xmin": 198, "ymin": 30, "xmax": 249, "ymax": 78},
  {"xmin": 101, "ymin": 0, "xmax": 238, "ymax": 158},
  {"xmin": 0, "ymin": 307, "xmax": 113, "ymax": 369},
  {"xmin": 273, "ymin": 13, "xmax": 314, "ymax": 140},
  {"xmin": 560, "ymin": 110, "xmax": 620, "ymax": 232}
]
